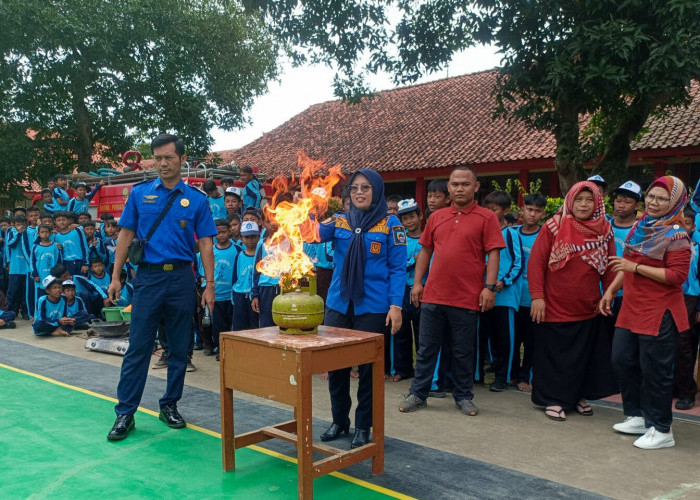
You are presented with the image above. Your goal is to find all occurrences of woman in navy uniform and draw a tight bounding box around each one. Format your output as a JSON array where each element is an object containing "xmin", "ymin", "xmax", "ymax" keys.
[
  {"xmin": 106, "ymin": 134, "xmax": 217, "ymax": 441},
  {"xmin": 317, "ymin": 169, "xmax": 407, "ymax": 448}
]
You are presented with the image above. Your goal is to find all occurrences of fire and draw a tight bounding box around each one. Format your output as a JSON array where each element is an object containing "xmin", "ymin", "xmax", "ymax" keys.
[{"xmin": 256, "ymin": 152, "xmax": 344, "ymax": 289}]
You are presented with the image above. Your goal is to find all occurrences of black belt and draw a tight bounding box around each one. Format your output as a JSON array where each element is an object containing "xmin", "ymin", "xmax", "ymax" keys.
[{"xmin": 140, "ymin": 261, "xmax": 191, "ymax": 271}]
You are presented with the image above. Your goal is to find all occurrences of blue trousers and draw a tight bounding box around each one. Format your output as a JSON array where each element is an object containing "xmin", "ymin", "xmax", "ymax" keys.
[
  {"xmin": 26, "ymin": 275, "xmax": 36, "ymax": 317},
  {"xmin": 115, "ymin": 265, "xmax": 195, "ymax": 415},
  {"xmin": 257, "ymin": 285, "xmax": 279, "ymax": 328},
  {"xmin": 212, "ymin": 300, "xmax": 233, "ymax": 349},
  {"xmin": 324, "ymin": 305, "xmax": 387, "ymax": 430},
  {"xmin": 33, "ymin": 320, "xmax": 73, "ymax": 336},
  {"xmin": 231, "ymin": 291, "xmax": 259, "ymax": 331},
  {"xmin": 7, "ymin": 273, "xmax": 26, "ymax": 315},
  {"xmin": 0, "ymin": 310, "xmax": 17, "ymax": 324},
  {"xmin": 64, "ymin": 260, "xmax": 84, "ymax": 277}
]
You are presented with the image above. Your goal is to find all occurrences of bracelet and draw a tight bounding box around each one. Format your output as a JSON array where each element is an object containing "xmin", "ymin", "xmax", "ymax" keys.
[
  {"xmin": 390, "ymin": 305, "xmax": 402, "ymax": 311},
  {"xmin": 634, "ymin": 264, "xmax": 640, "ymax": 274}
]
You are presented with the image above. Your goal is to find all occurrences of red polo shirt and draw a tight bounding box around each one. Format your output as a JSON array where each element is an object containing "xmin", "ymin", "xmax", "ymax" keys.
[{"xmin": 420, "ymin": 203, "xmax": 505, "ymax": 310}]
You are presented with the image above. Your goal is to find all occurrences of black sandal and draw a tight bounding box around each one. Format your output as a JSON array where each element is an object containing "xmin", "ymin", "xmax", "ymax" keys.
[
  {"xmin": 545, "ymin": 407, "xmax": 566, "ymax": 421},
  {"xmin": 576, "ymin": 402, "xmax": 594, "ymax": 416}
]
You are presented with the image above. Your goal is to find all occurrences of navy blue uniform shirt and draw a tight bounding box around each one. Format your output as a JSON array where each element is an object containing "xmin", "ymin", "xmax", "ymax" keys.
[{"xmin": 119, "ymin": 178, "xmax": 217, "ymax": 263}]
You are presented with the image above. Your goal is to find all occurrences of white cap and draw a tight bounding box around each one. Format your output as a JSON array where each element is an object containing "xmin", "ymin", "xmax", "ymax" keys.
[
  {"xmin": 614, "ymin": 180, "xmax": 643, "ymax": 201},
  {"xmin": 225, "ymin": 186, "xmax": 242, "ymax": 198},
  {"xmin": 587, "ymin": 174, "xmax": 607, "ymax": 187},
  {"xmin": 397, "ymin": 198, "xmax": 420, "ymax": 215},
  {"xmin": 42, "ymin": 275, "xmax": 59, "ymax": 288},
  {"xmin": 240, "ymin": 221, "xmax": 260, "ymax": 236}
]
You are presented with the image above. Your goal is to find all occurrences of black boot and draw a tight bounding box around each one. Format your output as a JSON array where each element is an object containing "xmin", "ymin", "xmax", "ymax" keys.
[
  {"xmin": 320, "ymin": 419, "xmax": 350, "ymax": 442},
  {"xmin": 350, "ymin": 429, "xmax": 370, "ymax": 448}
]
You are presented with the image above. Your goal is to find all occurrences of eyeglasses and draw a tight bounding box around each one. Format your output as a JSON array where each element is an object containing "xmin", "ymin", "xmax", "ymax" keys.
[
  {"xmin": 644, "ymin": 193, "xmax": 671, "ymax": 204},
  {"xmin": 349, "ymin": 184, "xmax": 372, "ymax": 193}
]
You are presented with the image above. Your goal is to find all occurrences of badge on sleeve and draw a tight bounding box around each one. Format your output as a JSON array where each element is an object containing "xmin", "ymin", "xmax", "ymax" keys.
[
  {"xmin": 180, "ymin": 198, "xmax": 190, "ymax": 207},
  {"xmin": 392, "ymin": 226, "xmax": 407, "ymax": 246}
]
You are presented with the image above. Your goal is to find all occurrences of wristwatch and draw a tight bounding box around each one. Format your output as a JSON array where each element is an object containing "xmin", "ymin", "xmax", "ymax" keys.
[{"xmin": 484, "ymin": 284, "xmax": 496, "ymax": 291}]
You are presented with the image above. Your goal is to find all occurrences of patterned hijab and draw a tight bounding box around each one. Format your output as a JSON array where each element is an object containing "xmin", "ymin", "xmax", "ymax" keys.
[
  {"xmin": 624, "ymin": 175, "xmax": 689, "ymax": 260},
  {"xmin": 546, "ymin": 180, "xmax": 613, "ymax": 274}
]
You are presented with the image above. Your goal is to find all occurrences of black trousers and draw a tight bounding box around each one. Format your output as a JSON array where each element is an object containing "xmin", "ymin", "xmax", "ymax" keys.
[
  {"xmin": 257, "ymin": 285, "xmax": 279, "ymax": 328},
  {"xmin": 673, "ymin": 295, "xmax": 700, "ymax": 401},
  {"xmin": 393, "ymin": 286, "xmax": 420, "ymax": 378},
  {"xmin": 511, "ymin": 306, "xmax": 535, "ymax": 384},
  {"xmin": 612, "ymin": 311, "xmax": 677, "ymax": 433},
  {"xmin": 409, "ymin": 303, "xmax": 479, "ymax": 401},
  {"xmin": 477, "ymin": 306, "xmax": 514, "ymax": 384},
  {"xmin": 212, "ymin": 300, "xmax": 233, "ymax": 349},
  {"xmin": 324, "ymin": 305, "xmax": 387, "ymax": 430}
]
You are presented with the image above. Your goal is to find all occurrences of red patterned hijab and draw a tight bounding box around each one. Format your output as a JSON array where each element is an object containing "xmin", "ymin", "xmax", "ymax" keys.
[{"xmin": 546, "ymin": 181, "xmax": 613, "ymax": 274}]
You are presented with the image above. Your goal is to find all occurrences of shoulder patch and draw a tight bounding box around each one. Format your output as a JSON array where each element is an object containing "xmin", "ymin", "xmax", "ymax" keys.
[
  {"xmin": 335, "ymin": 216, "xmax": 352, "ymax": 232},
  {"xmin": 369, "ymin": 217, "xmax": 390, "ymax": 234},
  {"xmin": 392, "ymin": 225, "xmax": 407, "ymax": 246}
]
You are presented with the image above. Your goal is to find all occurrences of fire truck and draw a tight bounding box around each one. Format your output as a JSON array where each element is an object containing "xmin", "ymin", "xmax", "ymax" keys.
[{"xmin": 78, "ymin": 157, "xmax": 269, "ymax": 219}]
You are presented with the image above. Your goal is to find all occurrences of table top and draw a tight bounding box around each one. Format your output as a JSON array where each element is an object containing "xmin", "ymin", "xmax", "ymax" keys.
[{"xmin": 220, "ymin": 325, "xmax": 383, "ymax": 352}]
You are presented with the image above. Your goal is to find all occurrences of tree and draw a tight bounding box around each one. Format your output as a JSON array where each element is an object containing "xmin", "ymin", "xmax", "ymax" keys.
[{"xmin": 0, "ymin": 0, "xmax": 278, "ymax": 192}]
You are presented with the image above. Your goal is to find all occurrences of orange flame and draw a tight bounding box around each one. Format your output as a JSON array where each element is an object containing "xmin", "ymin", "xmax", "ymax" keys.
[{"xmin": 256, "ymin": 152, "xmax": 344, "ymax": 289}]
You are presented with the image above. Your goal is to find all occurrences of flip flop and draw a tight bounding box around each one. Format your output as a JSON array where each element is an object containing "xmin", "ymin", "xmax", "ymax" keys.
[
  {"xmin": 545, "ymin": 407, "xmax": 566, "ymax": 421},
  {"xmin": 576, "ymin": 402, "xmax": 594, "ymax": 416}
]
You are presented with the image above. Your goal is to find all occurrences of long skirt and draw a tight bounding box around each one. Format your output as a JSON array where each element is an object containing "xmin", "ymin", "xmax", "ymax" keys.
[{"xmin": 532, "ymin": 317, "xmax": 617, "ymax": 409}]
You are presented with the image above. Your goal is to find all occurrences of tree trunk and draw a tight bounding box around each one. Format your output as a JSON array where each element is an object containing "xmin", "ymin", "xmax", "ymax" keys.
[
  {"xmin": 553, "ymin": 105, "xmax": 586, "ymax": 195},
  {"xmin": 596, "ymin": 94, "xmax": 668, "ymax": 187},
  {"xmin": 72, "ymin": 92, "xmax": 92, "ymax": 172}
]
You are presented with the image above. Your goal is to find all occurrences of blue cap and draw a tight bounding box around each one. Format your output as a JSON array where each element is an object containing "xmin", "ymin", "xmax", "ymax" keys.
[
  {"xmin": 397, "ymin": 198, "xmax": 420, "ymax": 215},
  {"xmin": 587, "ymin": 175, "xmax": 607, "ymax": 187},
  {"xmin": 240, "ymin": 221, "xmax": 260, "ymax": 236}
]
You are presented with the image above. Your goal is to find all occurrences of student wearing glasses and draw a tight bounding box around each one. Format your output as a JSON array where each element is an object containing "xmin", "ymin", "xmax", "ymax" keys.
[{"xmin": 601, "ymin": 176, "xmax": 691, "ymax": 450}]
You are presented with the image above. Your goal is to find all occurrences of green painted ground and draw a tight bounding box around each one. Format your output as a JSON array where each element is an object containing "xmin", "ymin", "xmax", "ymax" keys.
[{"xmin": 0, "ymin": 367, "xmax": 395, "ymax": 499}]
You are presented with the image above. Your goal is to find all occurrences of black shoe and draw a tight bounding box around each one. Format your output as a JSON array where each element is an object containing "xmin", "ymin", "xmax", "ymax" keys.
[
  {"xmin": 193, "ymin": 342, "xmax": 203, "ymax": 351},
  {"xmin": 320, "ymin": 419, "xmax": 350, "ymax": 442},
  {"xmin": 107, "ymin": 414, "xmax": 135, "ymax": 441},
  {"xmin": 676, "ymin": 398, "xmax": 696, "ymax": 410},
  {"xmin": 490, "ymin": 381, "xmax": 507, "ymax": 392},
  {"xmin": 159, "ymin": 404, "xmax": 186, "ymax": 429},
  {"xmin": 350, "ymin": 429, "xmax": 370, "ymax": 449},
  {"xmin": 203, "ymin": 348, "xmax": 214, "ymax": 356},
  {"xmin": 429, "ymin": 390, "xmax": 447, "ymax": 398},
  {"xmin": 0, "ymin": 321, "xmax": 16, "ymax": 329}
]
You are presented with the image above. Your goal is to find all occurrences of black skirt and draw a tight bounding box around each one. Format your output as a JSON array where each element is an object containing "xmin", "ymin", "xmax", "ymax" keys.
[{"xmin": 531, "ymin": 317, "xmax": 617, "ymax": 409}]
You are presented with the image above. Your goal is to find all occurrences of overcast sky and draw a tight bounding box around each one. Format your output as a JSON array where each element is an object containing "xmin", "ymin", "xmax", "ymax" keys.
[{"xmin": 211, "ymin": 44, "xmax": 502, "ymax": 152}]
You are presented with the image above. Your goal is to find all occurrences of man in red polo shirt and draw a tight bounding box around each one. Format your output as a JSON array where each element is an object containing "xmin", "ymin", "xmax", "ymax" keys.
[{"xmin": 399, "ymin": 166, "xmax": 505, "ymax": 416}]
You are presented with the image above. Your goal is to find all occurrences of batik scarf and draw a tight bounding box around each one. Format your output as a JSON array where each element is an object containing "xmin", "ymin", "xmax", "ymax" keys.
[
  {"xmin": 625, "ymin": 176, "xmax": 689, "ymax": 260},
  {"xmin": 547, "ymin": 180, "xmax": 613, "ymax": 274}
]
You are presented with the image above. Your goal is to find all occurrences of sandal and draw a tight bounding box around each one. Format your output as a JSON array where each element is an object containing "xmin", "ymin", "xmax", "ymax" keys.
[
  {"xmin": 545, "ymin": 406, "xmax": 566, "ymax": 421},
  {"xmin": 576, "ymin": 401, "xmax": 594, "ymax": 416},
  {"xmin": 390, "ymin": 374, "xmax": 405, "ymax": 382}
]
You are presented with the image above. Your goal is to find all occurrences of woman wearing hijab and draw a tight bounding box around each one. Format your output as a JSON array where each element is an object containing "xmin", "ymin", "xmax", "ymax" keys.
[
  {"xmin": 316, "ymin": 169, "xmax": 407, "ymax": 448},
  {"xmin": 600, "ymin": 176, "xmax": 691, "ymax": 449},
  {"xmin": 528, "ymin": 181, "xmax": 618, "ymax": 421}
]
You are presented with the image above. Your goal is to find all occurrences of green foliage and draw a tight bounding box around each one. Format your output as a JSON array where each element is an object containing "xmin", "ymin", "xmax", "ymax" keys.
[
  {"xmin": 545, "ymin": 198, "xmax": 564, "ymax": 219},
  {"xmin": 0, "ymin": 0, "xmax": 278, "ymax": 185}
]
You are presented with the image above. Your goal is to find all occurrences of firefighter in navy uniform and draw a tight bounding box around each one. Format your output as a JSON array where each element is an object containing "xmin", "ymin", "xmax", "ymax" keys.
[
  {"xmin": 107, "ymin": 134, "xmax": 217, "ymax": 441},
  {"xmin": 317, "ymin": 169, "xmax": 407, "ymax": 448}
]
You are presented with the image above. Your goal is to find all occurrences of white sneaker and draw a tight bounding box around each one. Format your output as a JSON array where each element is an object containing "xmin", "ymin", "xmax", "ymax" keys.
[
  {"xmin": 633, "ymin": 426, "xmax": 675, "ymax": 450},
  {"xmin": 613, "ymin": 416, "xmax": 647, "ymax": 435}
]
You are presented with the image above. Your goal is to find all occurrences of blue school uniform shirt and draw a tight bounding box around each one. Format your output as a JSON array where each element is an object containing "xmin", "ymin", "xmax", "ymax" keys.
[
  {"xmin": 53, "ymin": 187, "xmax": 70, "ymax": 203},
  {"xmin": 67, "ymin": 185, "xmax": 100, "ymax": 213},
  {"xmin": 21, "ymin": 226, "xmax": 39, "ymax": 262},
  {"xmin": 303, "ymin": 241, "xmax": 334, "ymax": 270},
  {"xmin": 405, "ymin": 235, "xmax": 425, "ymax": 287},
  {"xmin": 73, "ymin": 275, "xmax": 108, "ymax": 300},
  {"xmin": 35, "ymin": 295, "xmax": 67, "ymax": 326},
  {"xmin": 55, "ymin": 229, "xmax": 89, "ymax": 264},
  {"xmin": 492, "ymin": 225, "xmax": 523, "ymax": 309},
  {"xmin": 683, "ymin": 241, "xmax": 700, "ymax": 297},
  {"xmin": 318, "ymin": 213, "xmax": 407, "ymax": 315},
  {"xmin": 252, "ymin": 240, "xmax": 280, "ymax": 298},
  {"xmin": 31, "ymin": 242, "xmax": 62, "ymax": 281},
  {"xmin": 86, "ymin": 236, "xmax": 107, "ymax": 264},
  {"xmin": 231, "ymin": 250, "xmax": 257, "ymax": 295},
  {"xmin": 211, "ymin": 243, "xmax": 239, "ymax": 301},
  {"xmin": 65, "ymin": 296, "xmax": 87, "ymax": 317},
  {"xmin": 517, "ymin": 226, "xmax": 541, "ymax": 308},
  {"xmin": 611, "ymin": 221, "xmax": 636, "ymax": 297},
  {"xmin": 242, "ymin": 178, "xmax": 263, "ymax": 209},
  {"xmin": 89, "ymin": 273, "xmax": 111, "ymax": 295},
  {"xmin": 118, "ymin": 178, "xmax": 217, "ymax": 264},
  {"xmin": 6, "ymin": 227, "xmax": 29, "ymax": 275},
  {"xmin": 207, "ymin": 196, "xmax": 227, "ymax": 220}
]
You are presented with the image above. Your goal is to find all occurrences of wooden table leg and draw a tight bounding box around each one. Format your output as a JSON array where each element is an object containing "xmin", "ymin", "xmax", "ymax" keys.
[
  {"xmin": 371, "ymin": 337, "xmax": 385, "ymax": 476},
  {"xmin": 296, "ymin": 352, "xmax": 314, "ymax": 499},
  {"xmin": 221, "ymin": 374, "xmax": 235, "ymax": 470}
]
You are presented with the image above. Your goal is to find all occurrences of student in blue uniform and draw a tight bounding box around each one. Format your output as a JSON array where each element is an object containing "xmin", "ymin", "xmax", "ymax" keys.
[
  {"xmin": 392, "ymin": 199, "xmax": 424, "ymax": 381},
  {"xmin": 231, "ymin": 221, "xmax": 260, "ymax": 330},
  {"xmin": 224, "ymin": 187, "xmax": 243, "ymax": 218},
  {"xmin": 0, "ymin": 289, "xmax": 17, "ymax": 328},
  {"xmin": 38, "ymin": 189, "xmax": 60, "ymax": 216},
  {"xmin": 673, "ymin": 208, "xmax": 700, "ymax": 410},
  {"xmin": 82, "ymin": 221, "xmax": 108, "ymax": 264},
  {"xmin": 587, "ymin": 174, "xmax": 608, "ymax": 198},
  {"xmin": 62, "ymin": 280, "xmax": 94, "ymax": 328},
  {"xmin": 67, "ymin": 181, "xmax": 102, "ymax": 213},
  {"xmin": 478, "ymin": 191, "xmax": 523, "ymax": 392},
  {"xmin": 227, "ymin": 213, "xmax": 243, "ymax": 249},
  {"xmin": 203, "ymin": 180, "xmax": 227, "ymax": 220},
  {"xmin": 21, "ymin": 207, "xmax": 41, "ymax": 318},
  {"xmin": 31, "ymin": 224, "xmax": 62, "ymax": 311},
  {"xmin": 240, "ymin": 165, "xmax": 264, "ymax": 209},
  {"xmin": 609, "ymin": 181, "xmax": 643, "ymax": 312},
  {"xmin": 106, "ymin": 133, "xmax": 218, "ymax": 441},
  {"xmin": 88, "ymin": 258, "xmax": 111, "ymax": 295},
  {"xmin": 53, "ymin": 211, "xmax": 89, "ymax": 277},
  {"xmin": 251, "ymin": 216, "xmax": 281, "ymax": 328},
  {"xmin": 317, "ymin": 169, "xmax": 406, "ymax": 449},
  {"xmin": 209, "ymin": 219, "xmax": 238, "ymax": 358},
  {"xmin": 33, "ymin": 276, "xmax": 71, "ymax": 336},
  {"xmin": 52, "ymin": 174, "xmax": 71, "ymax": 207},
  {"xmin": 6, "ymin": 216, "xmax": 29, "ymax": 319},
  {"xmin": 511, "ymin": 193, "xmax": 547, "ymax": 392}
]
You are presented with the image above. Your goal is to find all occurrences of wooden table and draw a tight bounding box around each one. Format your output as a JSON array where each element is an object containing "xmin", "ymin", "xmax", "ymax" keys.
[{"xmin": 219, "ymin": 325, "xmax": 385, "ymax": 499}]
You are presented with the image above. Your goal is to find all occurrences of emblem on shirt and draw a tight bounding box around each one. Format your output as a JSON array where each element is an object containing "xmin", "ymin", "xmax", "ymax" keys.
[
  {"xmin": 392, "ymin": 226, "xmax": 407, "ymax": 246},
  {"xmin": 370, "ymin": 241, "xmax": 382, "ymax": 254},
  {"xmin": 142, "ymin": 195, "xmax": 158, "ymax": 204},
  {"xmin": 180, "ymin": 220, "xmax": 187, "ymax": 229},
  {"xmin": 180, "ymin": 198, "xmax": 190, "ymax": 207}
]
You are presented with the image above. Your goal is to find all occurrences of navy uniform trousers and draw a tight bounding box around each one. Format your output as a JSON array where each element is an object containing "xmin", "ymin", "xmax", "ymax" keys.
[{"xmin": 115, "ymin": 265, "xmax": 195, "ymax": 415}]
